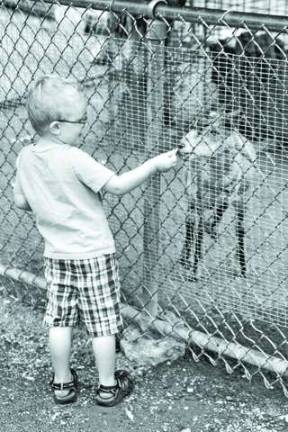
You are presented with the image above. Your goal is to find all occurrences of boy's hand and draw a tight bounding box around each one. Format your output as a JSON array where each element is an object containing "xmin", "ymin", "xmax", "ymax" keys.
[{"xmin": 153, "ymin": 149, "xmax": 178, "ymax": 172}]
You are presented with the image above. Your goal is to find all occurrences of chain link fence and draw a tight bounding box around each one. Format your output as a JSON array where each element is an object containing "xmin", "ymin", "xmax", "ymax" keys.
[
  {"xmin": 190, "ymin": 0, "xmax": 288, "ymax": 15},
  {"xmin": 1, "ymin": 0, "xmax": 288, "ymax": 394}
]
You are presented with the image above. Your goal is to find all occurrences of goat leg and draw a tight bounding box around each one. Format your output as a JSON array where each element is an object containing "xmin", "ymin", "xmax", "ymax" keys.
[
  {"xmin": 235, "ymin": 203, "xmax": 246, "ymax": 276},
  {"xmin": 193, "ymin": 216, "xmax": 204, "ymax": 276},
  {"xmin": 179, "ymin": 213, "xmax": 195, "ymax": 269},
  {"xmin": 205, "ymin": 200, "xmax": 229, "ymax": 239}
]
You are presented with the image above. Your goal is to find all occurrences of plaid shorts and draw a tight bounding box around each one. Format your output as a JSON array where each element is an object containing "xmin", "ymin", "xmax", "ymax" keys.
[{"xmin": 43, "ymin": 253, "xmax": 123, "ymax": 337}]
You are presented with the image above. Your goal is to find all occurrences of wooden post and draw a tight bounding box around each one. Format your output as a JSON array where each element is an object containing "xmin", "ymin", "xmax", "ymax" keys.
[{"xmin": 142, "ymin": 18, "xmax": 167, "ymax": 317}]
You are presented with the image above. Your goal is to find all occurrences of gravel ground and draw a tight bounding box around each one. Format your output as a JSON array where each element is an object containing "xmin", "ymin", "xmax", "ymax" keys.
[{"xmin": 1, "ymin": 293, "xmax": 288, "ymax": 432}]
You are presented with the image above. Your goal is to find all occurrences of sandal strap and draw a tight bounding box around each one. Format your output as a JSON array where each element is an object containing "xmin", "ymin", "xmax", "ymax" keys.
[
  {"xmin": 51, "ymin": 381, "xmax": 75, "ymax": 391},
  {"xmin": 50, "ymin": 368, "xmax": 78, "ymax": 391},
  {"xmin": 97, "ymin": 384, "xmax": 118, "ymax": 395},
  {"xmin": 95, "ymin": 370, "xmax": 133, "ymax": 407},
  {"xmin": 97, "ymin": 370, "xmax": 131, "ymax": 394}
]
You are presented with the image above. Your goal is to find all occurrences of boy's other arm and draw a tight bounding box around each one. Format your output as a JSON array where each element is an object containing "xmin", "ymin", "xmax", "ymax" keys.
[
  {"xmin": 13, "ymin": 174, "xmax": 32, "ymax": 211},
  {"xmin": 104, "ymin": 150, "xmax": 178, "ymax": 195}
]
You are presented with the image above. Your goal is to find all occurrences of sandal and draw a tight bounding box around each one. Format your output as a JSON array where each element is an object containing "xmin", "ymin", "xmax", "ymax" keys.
[
  {"xmin": 50, "ymin": 368, "xmax": 78, "ymax": 405},
  {"xmin": 95, "ymin": 369, "xmax": 134, "ymax": 407}
]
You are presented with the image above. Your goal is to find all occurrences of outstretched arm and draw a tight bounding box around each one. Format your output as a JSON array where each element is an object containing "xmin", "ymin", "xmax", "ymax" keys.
[{"xmin": 104, "ymin": 150, "xmax": 178, "ymax": 195}]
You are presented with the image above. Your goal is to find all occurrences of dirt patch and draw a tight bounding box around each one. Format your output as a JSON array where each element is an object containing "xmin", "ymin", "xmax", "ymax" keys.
[{"xmin": 1, "ymin": 293, "xmax": 288, "ymax": 432}]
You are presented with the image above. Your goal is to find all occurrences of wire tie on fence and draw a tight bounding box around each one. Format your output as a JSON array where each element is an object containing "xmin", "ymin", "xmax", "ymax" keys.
[{"xmin": 147, "ymin": 0, "xmax": 167, "ymax": 19}]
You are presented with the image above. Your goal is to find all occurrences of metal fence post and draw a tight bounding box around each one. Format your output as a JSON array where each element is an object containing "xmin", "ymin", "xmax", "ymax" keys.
[{"xmin": 142, "ymin": 17, "xmax": 167, "ymax": 317}]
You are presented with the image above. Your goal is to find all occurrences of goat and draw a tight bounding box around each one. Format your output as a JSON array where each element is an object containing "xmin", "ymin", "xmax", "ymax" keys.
[{"xmin": 177, "ymin": 112, "xmax": 257, "ymax": 278}]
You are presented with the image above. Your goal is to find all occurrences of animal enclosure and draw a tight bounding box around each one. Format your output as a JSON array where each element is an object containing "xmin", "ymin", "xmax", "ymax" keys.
[
  {"xmin": 1, "ymin": 0, "xmax": 288, "ymax": 396},
  {"xmin": 190, "ymin": 0, "xmax": 288, "ymax": 14}
]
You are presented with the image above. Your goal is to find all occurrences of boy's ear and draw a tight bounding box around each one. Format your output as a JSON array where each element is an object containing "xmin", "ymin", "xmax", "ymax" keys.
[{"xmin": 49, "ymin": 121, "xmax": 61, "ymax": 135}]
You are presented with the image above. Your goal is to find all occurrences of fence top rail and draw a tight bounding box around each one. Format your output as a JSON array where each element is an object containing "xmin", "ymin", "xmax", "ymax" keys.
[{"xmin": 38, "ymin": 0, "xmax": 288, "ymax": 32}]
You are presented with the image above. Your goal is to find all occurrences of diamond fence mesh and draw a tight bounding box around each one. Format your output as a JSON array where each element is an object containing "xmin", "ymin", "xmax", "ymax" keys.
[
  {"xmin": 1, "ymin": 0, "xmax": 288, "ymax": 395},
  {"xmin": 190, "ymin": 0, "xmax": 288, "ymax": 15}
]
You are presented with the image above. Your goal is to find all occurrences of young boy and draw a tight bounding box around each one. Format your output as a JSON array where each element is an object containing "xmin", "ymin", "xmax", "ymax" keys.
[{"xmin": 13, "ymin": 75, "xmax": 178, "ymax": 406}]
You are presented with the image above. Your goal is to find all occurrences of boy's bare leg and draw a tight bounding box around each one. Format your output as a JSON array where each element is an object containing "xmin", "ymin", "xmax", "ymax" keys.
[
  {"xmin": 49, "ymin": 326, "xmax": 73, "ymax": 397},
  {"xmin": 92, "ymin": 334, "xmax": 117, "ymax": 390}
]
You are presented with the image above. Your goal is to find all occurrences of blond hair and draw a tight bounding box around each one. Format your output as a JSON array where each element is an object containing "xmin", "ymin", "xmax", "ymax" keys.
[{"xmin": 27, "ymin": 75, "xmax": 84, "ymax": 135}]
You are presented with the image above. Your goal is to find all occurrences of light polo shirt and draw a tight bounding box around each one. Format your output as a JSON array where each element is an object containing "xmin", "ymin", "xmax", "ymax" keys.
[{"xmin": 16, "ymin": 143, "xmax": 116, "ymax": 259}]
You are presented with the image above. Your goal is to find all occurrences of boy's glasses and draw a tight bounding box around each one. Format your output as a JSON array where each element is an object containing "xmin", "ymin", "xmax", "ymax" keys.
[{"xmin": 58, "ymin": 114, "xmax": 88, "ymax": 125}]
